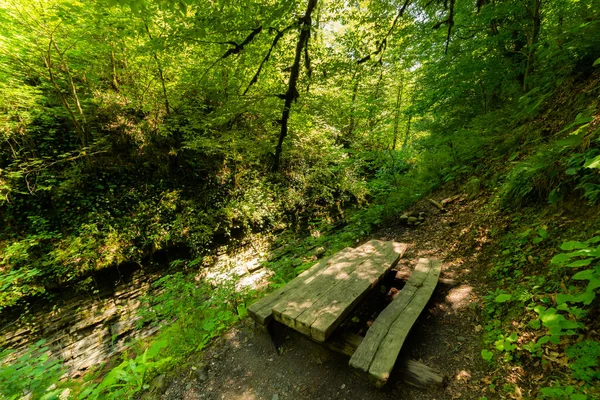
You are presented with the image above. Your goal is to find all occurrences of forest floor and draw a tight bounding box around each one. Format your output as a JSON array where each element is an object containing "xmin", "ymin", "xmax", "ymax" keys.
[{"xmin": 152, "ymin": 189, "xmax": 506, "ymax": 400}]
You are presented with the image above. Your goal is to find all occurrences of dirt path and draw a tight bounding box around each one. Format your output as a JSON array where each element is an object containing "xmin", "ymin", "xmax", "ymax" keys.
[{"xmin": 156, "ymin": 192, "xmax": 501, "ymax": 400}]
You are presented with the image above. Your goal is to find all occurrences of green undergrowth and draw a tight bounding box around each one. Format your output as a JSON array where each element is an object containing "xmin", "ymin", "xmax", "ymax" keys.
[
  {"xmin": 478, "ymin": 216, "xmax": 600, "ymax": 399},
  {"xmin": 0, "ymin": 339, "xmax": 66, "ymax": 400},
  {"xmin": 0, "ymin": 269, "xmax": 253, "ymax": 399}
]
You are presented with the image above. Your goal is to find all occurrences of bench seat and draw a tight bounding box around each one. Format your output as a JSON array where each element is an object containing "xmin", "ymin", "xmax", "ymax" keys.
[{"xmin": 349, "ymin": 258, "xmax": 441, "ymax": 387}]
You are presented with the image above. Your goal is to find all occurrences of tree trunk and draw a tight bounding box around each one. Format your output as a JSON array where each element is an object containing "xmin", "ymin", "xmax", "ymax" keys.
[
  {"xmin": 345, "ymin": 69, "xmax": 360, "ymax": 147},
  {"xmin": 144, "ymin": 22, "xmax": 171, "ymax": 115},
  {"xmin": 272, "ymin": 0, "xmax": 319, "ymax": 172},
  {"xmin": 44, "ymin": 37, "xmax": 89, "ymax": 147},
  {"xmin": 402, "ymin": 114, "xmax": 412, "ymax": 150},
  {"xmin": 367, "ymin": 69, "xmax": 384, "ymax": 133},
  {"xmin": 479, "ymin": 80, "xmax": 487, "ymax": 114},
  {"xmin": 392, "ymin": 78, "xmax": 403, "ymax": 150},
  {"xmin": 110, "ymin": 48, "xmax": 120, "ymax": 92},
  {"xmin": 523, "ymin": 0, "xmax": 541, "ymax": 92}
]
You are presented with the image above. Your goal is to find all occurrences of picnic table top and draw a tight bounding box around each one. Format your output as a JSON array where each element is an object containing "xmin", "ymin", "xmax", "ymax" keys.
[{"xmin": 249, "ymin": 240, "xmax": 407, "ymax": 342}]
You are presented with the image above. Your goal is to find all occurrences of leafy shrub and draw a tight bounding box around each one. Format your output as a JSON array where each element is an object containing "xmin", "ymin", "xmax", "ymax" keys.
[
  {"xmin": 0, "ymin": 340, "xmax": 66, "ymax": 400},
  {"xmin": 551, "ymin": 237, "xmax": 600, "ymax": 306},
  {"xmin": 498, "ymin": 145, "xmax": 564, "ymax": 209},
  {"xmin": 498, "ymin": 112, "xmax": 600, "ymax": 209},
  {"xmin": 137, "ymin": 272, "xmax": 245, "ymax": 358},
  {"xmin": 80, "ymin": 341, "xmax": 171, "ymax": 400},
  {"xmin": 566, "ymin": 340, "xmax": 600, "ymax": 382}
]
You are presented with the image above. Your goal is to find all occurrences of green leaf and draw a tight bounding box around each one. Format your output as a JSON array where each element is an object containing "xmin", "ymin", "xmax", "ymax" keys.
[
  {"xmin": 561, "ymin": 241, "xmax": 588, "ymax": 251},
  {"xmin": 538, "ymin": 335, "xmax": 551, "ymax": 345},
  {"xmin": 481, "ymin": 349, "xmax": 493, "ymax": 361},
  {"xmin": 202, "ymin": 320, "xmax": 216, "ymax": 331},
  {"xmin": 236, "ymin": 304, "xmax": 248, "ymax": 318},
  {"xmin": 551, "ymin": 253, "xmax": 571, "ymax": 265},
  {"xmin": 495, "ymin": 293, "xmax": 512, "ymax": 303},
  {"xmin": 570, "ymin": 394, "xmax": 587, "ymax": 400},
  {"xmin": 594, "ymin": 58, "xmax": 600, "ymax": 67},
  {"xmin": 528, "ymin": 319, "xmax": 541, "ymax": 329},
  {"xmin": 584, "ymin": 155, "xmax": 600, "ymax": 169},
  {"xmin": 567, "ymin": 258, "xmax": 593, "ymax": 268},
  {"xmin": 586, "ymin": 236, "xmax": 600, "ymax": 244},
  {"xmin": 572, "ymin": 269, "xmax": 595, "ymax": 280},
  {"xmin": 557, "ymin": 293, "xmax": 574, "ymax": 305},
  {"xmin": 577, "ymin": 290, "xmax": 596, "ymax": 305}
]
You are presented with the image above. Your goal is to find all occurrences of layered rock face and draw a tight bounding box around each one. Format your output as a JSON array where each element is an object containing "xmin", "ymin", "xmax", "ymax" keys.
[{"xmin": 0, "ymin": 266, "xmax": 161, "ymax": 376}]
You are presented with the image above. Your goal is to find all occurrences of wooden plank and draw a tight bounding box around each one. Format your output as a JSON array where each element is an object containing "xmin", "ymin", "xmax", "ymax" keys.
[
  {"xmin": 399, "ymin": 359, "xmax": 445, "ymax": 389},
  {"xmin": 320, "ymin": 330, "xmax": 365, "ymax": 357},
  {"xmin": 368, "ymin": 259, "xmax": 441, "ymax": 387},
  {"xmin": 271, "ymin": 241, "xmax": 380, "ymax": 329},
  {"xmin": 349, "ymin": 258, "xmax": 436, "ymax": 371},
  {"xmin": 318, "ymin": 331, "xmax": 444, "ymax": 389},
  {"xmin": 290, "ymin": 240, "xmax": 389, "ymax": 335},
  {"xmin": 299, "ymin": 242, "xmax": 408, "ymax": 342},
  {"xmin": 349, "ymin": 258, "xmax": 442, "ymax": 387},
  {"xmin": 247, "ymin": 248, "xmax": 354, "ymax": 325}
]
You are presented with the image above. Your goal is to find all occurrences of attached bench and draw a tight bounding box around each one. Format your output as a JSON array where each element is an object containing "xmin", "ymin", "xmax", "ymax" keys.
[{"xmin": 349, "ymin": 258, "xmax": 442, "ymax": 387}]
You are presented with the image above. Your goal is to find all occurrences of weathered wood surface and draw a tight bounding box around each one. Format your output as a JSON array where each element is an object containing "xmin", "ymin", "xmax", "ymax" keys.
[
  {"xmin": 247, "ymin": 247, "xmax": 355, "ymax": 325},
  {"xmin": 399, "ymin": 358, "xmax": 445, "ymax": 389},
  {"xmin": 298, "ymin": 241, "xmax": 408, "ymax": 341},
  {"xmin": 271, "ymin": 244, "xmax": 371, "ymax": 329},
  {"xmin": 320, "ymin": 331, "xmax": 444, "ymax": 389},
  {"xmin": 349, "ymin": 258, "xmax": 442, "ymax": 387},
  {"xmin": 271, "ymin": 240, "xmax": 407, "ymax": 342},
  {"xmin": 320, "ymin": 330, "xmax": 365, "ymax": 357}
]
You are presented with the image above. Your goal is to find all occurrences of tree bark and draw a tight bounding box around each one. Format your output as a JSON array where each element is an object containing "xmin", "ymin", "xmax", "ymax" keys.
[
  {"xmin": 523, "ymin": 0, "xmax": 541, "ymax": 92},
  {"xmin": 392, "ymin": 78, "xmax": 403, "ymax": 150},
  {"xmin": 144, "ymin": 22, "xmax": 171, "ymax": 115},
  {"xmin": 44, "ymin": 36, "xmax": 89, "ymax": 147},
  {"xmin": 110, "ymin": 48, "xmax": 120, "ymax": 92},
  {"xmin": 345, "ymin": 69, "xmax": 360, "ymax": 146},
  {"xmin": 367, "ymin": 68, "xmax": 384, "ymax": 133},
  {"xmin": 402, "ymin": 114, "xmax": 412, "ymax": 150},
  {"xmin": 272, "ymin": 0, "xmax": 319, "ymax": 172}
]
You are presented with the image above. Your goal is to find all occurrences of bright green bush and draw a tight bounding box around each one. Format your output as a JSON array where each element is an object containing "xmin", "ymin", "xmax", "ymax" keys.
[{"xmin": 0, "ymin": 340, "xmax": 66, "ymax": 400}]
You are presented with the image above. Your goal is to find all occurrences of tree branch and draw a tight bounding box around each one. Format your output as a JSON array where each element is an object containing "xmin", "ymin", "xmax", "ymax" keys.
[
  {"xmin": 272, "ymin": 0, "xmax": 318, "ymax": 172},
  {"xmin": 357, "ymin": 0, "xmax": 411, "ymax": 64},
  {"xmin": 243, "ymin": 24, "xmax": 296, "ymax": 95},
  {"xmin": 432, "ymin": 0, "xmax": 455, "ymax": 53},
  {"xmin": 201, "ymin": 26, "xmax": 263, "ymax": 80}
]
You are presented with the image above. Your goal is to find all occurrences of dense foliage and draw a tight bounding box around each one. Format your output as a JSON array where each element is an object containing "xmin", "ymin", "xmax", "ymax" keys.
[{"xmin": 0, "ymin": 0, "xmax": 599, "ymax": 397}]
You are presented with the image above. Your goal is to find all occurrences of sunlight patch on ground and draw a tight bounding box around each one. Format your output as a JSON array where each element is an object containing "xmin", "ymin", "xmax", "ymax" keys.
[
  {"xmin": 445, "ymin": 284, "xmax": 473, "ymax": 311},
  {"xmin": 224, "ymin": 329, "xmax": 242, "ymax": 349},
  {"xmin": 455, "ymin": 369, "xmax": 472, "ymax": 382}
]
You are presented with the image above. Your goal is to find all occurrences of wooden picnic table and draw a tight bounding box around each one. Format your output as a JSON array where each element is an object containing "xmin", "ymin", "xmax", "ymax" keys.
[
  {"xmin": 249, "ymin": 240, "xmax": 407, "ymax": 341},
  {"xmin": 248, "ymin": 239, "xmax": 442, "ymax": 387}
]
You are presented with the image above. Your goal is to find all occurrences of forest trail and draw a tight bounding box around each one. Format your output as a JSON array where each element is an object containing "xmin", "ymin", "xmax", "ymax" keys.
[{"xmin": 156, "ymin": 189, "xmax": 500, "ymax": 400}]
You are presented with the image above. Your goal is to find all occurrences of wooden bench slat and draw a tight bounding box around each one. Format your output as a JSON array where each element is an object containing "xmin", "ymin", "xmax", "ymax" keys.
[
  {"xmin": 247, "ymin": 247, "xmax": 355, "ymax": 325},
  {"xmin": 320, "ymin": 331, "xmax": 444, "ymax": 389},
  {"xmin": 349, "ymin": 258, "xmax": 441, "ymax": 386},
  {"xmin": 271, "ymin": 240, "xmax": 381, "ymax": 329},
  {"xmin": 298, "ymin": 242, "xmax": 408, "ymax": 341}
]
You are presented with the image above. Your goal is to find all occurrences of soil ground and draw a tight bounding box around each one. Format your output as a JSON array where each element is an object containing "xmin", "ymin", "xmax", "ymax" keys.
[{"xmin": 155, "ymin": 190, "xmax": 503, "ymax": 400}]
